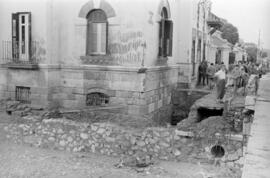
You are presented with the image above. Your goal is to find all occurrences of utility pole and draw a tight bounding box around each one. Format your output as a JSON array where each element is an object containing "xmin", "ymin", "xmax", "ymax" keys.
[{"xmin": 257, "ymin": 29, "xmax": 261, "ymax": 63}]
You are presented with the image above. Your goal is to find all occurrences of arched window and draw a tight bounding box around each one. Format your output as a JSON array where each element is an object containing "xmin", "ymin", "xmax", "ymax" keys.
[
  {"xmin": 158, "ymin": 7, "xmax": 173, "ymax": 57},
  {"xmin": 86, "ymin": 9, "xmax": 107, "ymax": 55}
]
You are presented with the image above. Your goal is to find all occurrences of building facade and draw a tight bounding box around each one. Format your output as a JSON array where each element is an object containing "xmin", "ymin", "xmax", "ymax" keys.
[
  {"xmin": 0, "ymin": 0, "xmax": 203, "ymax": 123},
  {"xmin": 190, "ymin": 0, "xmax": 212, "ymax": 86},
  {"xmin": 208, "ymin": 30, "xmax": 232, "ymax": 68}
]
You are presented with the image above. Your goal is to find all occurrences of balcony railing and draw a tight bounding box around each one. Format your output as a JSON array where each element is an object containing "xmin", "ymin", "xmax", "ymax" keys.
[{"xmin": 2, "ymin": 41, "xmax": 41, "ymax": 68}]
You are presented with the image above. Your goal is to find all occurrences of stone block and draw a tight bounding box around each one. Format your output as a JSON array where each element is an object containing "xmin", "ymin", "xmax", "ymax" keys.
[
  {"xmin": 52, "ymin": 93, "xmax": 68, "ymax": 100},
  {"xmin": 128, "ymin": 105, "xmax": 148, "ymax": 115},
  {"xmin": 158, "ymin": 100, "xmax": 163, "ymax": 109},
  {"xmin": 62, "ymin": 100, "xmax": 80, "ymax": 109},
  {"xmin": 67, "ymin": 93, "xmax": 76, "ymax": 100},
  {"xmin": 31, "ymin": 87, "xmax": 49, "ymax": 94},
  {"xmin": 62, "ymin": 71, "xmax": 83, "ymax": 79},
  {"xmin": 84, "ymin": 71, "xmax": 106, "ymax": 80},
  {"xmin": 148, "ymin": 103, "xmax": 155, "ymax": 113},
  {"xmin": 62, "ymin": 78, "xmax": 83, "ymax": 88},
  {"xmin": 245, "ymin": 96, "xmax": 256, "ymax": 110},
  {"xmin": 84, "ymin": 80, "xmax": 108, "ymax": 89}
]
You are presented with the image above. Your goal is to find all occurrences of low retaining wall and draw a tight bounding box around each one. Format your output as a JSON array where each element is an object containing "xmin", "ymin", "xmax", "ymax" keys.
[{"xmin": 3, "ymin": 116, "xmax": 244, "ymax": 168}]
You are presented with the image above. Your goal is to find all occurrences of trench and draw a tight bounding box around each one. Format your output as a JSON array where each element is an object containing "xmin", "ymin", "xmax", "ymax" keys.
[{"xmin": 197, "ymin": 107, "xmax": 224, "ymax": 122}]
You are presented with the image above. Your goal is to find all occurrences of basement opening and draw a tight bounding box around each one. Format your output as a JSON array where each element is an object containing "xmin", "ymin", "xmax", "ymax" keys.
[
  {"xmin": 211, "ymin": 145, "xmax": 225, "ymax": 158},
  {"xmin": 197, "ymin": 107, "xmax": 223, "ymax": 122},
  {"xmin": 86, "ymin": 92, "xmax": 109, "ymax": 106}
]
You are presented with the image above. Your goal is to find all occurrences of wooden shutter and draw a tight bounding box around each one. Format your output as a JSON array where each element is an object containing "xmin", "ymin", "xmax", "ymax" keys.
[
  {"xmin": 87, "ymin": 22, "xmax": 97, "ymax": 55},
  {"xmin": 100, "ymin": 22, "xmax": 107, "ymax": 54},
  {"xmin": 106, "ymin": 22, "xmax": 108, "ymax": 54},
  {"xmin": 165, "ymin": 20, "xmax": 173, "ymax": 56},
  {"xmin": 12, "ymin": 13, "xmax": 19, "ymax": 59},
  {"xmin": 158, "ymin": 20, "xmax": 165, "ymax": 57},
  {"xmin": 28, "ymin": 13, "xmax": 32, "ymax": 60}
]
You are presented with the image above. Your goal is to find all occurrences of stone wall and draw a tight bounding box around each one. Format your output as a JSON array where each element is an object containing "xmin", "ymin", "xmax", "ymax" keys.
[
  {"xmin": 0, "ymin": 64, "xmax": 190, "ymax": 125},
  {"xmin": 3, "ymin": 116, "xmax": 244, "ymax": 168},
  {"xmin": 0, "ymin": 67, "xmax": 49, "ymax": 107},
  {"xmin": 48, "ymin": 65, "xmax": 180, "ymax": 124}
]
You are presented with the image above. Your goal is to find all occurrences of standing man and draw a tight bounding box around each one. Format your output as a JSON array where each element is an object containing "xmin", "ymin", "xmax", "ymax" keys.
[
  {"xmin": 198, "ymin": 62, "xmax": 203, "ymax": 86},
  {"xmin": 214, "ymin": 65, "xmax": 227, "ymax": 103},
  {"xmin": 202, "ymin": 61, "xmax": 208, "ymax": 86},
  {"xmin": 207, "ymin": 63, "xmax": 216, "ymax": 89}
]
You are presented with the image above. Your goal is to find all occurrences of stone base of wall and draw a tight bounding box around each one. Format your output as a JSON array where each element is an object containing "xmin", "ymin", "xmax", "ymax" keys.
[
  {"xmin": 50, "ymin": 65, "xmax": 181, "ymax": 124},
  {"xmin": 0, "ymin": 64, "xmax": 191, "ymax": 125},
  {"xmin": 2, "ymin": 116, "xmax": 244, "ymax": 169},
  {"xmin": 0, "ymin": 67, "xmax": 50, "ymax": 107}
]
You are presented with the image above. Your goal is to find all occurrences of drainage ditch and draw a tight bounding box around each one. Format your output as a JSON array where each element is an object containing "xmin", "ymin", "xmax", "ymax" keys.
[{"xmin": 197, "ymin": 107, "xmax": 224, "ymax": 122}]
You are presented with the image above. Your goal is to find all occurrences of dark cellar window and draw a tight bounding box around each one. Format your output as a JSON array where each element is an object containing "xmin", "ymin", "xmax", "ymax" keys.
[
  {"xmin": 86, "ymin": 92, "xmax": 109, "ymax": 106},
  {"xmin": 15, "ymin": 86, "xmax": 31, "ymax": 103}
]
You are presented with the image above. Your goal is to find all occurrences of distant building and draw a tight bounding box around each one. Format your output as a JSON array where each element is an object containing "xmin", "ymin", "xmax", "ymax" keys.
[
  {"xmin": 189, "ymin": 0, "xmax": 212, "ymax": 86},
  {"xmin": 208, "ymin": 30, "xmax": 232, "ymax": 68},
  {"xmin": 207, "ymin": 12, "xmax": 248, "ymax": 67}
]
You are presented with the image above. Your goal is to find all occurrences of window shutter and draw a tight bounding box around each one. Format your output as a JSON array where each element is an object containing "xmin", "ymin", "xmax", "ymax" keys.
[
  {"xmin": 165, "ymin": 20, "xmax": 173, "ymax": 56},
  {"xmin": 28, "ymin": 13, "xmax": 32, "ymax": 60},
  {"xmin": 12, "ymin": 13, "xmax": 19, "ymax": 59},
  {"xmin": 100, "ymin": 23, "xmax": 107, "ymax": 54},
  {"xmin": 106, "ymin": 22, "xmax": 108, "ymax": 54},
  {"xmin": 87, "ymin": 22, "xmax": 97, "ymax": 55},
  {"xmin": 158, "ymin": 20, "xmax": 165, "ymax": 57}
]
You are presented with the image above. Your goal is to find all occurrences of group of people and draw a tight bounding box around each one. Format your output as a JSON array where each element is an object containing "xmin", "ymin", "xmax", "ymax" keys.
[
  {"xmin": 197, "ymin": 61, "xmax": 225, "ymax": 90},
  {"xmin": 197, "ymin": 60, "xmax": 268, "ymax": 103}
]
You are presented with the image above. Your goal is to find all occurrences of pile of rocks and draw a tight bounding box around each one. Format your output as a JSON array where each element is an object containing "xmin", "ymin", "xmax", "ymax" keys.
[
  {"xmin": 2, "ymin": 115, "xmax": 244, "ymax": 169},
  {"xmin": 5, "ymin": 101, "xmax": 34, "ymax": 116}
]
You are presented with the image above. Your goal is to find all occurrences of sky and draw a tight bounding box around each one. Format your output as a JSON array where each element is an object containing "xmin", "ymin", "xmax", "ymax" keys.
[{"xmin": 211, "ymin": 0, "xmax": 270, "ymax": 49}]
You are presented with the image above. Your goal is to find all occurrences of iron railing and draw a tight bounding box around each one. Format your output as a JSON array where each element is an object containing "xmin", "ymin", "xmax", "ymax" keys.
[{"xmin": 2, "ymin": 41, "xmax": 41, "ymax": 64}]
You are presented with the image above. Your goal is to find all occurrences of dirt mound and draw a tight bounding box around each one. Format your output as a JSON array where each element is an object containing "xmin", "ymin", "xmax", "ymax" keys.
[{"xmin": 195, "ymin": 116, "xmax": 232, "ymax": 137}]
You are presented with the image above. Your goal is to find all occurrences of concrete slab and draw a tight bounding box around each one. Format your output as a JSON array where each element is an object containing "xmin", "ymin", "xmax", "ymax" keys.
[{"xmin": 242, "ymin": 73, "xmax": 270, "ymax": 178}]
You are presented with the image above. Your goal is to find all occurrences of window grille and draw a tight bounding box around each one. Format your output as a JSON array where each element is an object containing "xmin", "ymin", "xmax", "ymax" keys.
[
  {"xmin": 15, "ymin": 86, "xmax": 31, "ymax": 103},
  {"xmin": 86, "ymin": 92, "xmax": 109, "ymax": 106}
]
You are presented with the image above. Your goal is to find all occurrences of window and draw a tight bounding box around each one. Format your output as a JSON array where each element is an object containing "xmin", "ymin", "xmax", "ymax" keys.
[
  {"xmin": 15, "ymin": 86, "xmax": 31, "ymax": 103},
  {"xmin": 87, "ymin": 10, "xmax": 107, "ymax": 55},
  {"xmin": 158, "ymin": 7, "xmax": 173, "ymax": 57},
  {"xmin": 86, "ymin": 92, "xmax": 109, "ymax": 106},
  {"xmin": 12, "ymin": 12, "xmax": 31, "ymax": 61},
  {"xmin": 197, "ymin": 39, "xmax": 201, "ymax": 62},
  {"xmin": 192, "ymin": 39, "xmax": 196, "ymax": 76}
]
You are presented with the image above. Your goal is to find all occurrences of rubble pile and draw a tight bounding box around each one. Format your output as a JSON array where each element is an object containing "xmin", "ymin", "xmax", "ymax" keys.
[{"xmin": 2, "ymin": 114, "xmax": 244, "ymax": 170}]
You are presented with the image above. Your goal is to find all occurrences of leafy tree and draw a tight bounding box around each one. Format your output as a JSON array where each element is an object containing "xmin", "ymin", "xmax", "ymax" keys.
[
  {"xmin": 246, "ymin": 46, "xmax": 258, "ymax": 62},
  {"xmin": 261, "ymin": 51, "xmax": 268, "ymax": 58},
  {"xmin": 220, "ymin": 22, "xmax": 239, "ymax": 45}
]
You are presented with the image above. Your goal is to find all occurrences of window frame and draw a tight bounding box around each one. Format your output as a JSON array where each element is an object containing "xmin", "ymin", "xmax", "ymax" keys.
[
  {"xmin": 86, "ymin": 9, "xmax": 108, "ymax": 56},
  {"xmin": 158, "ymin": 8, "xmax": 173, "ymax": 57},
  {"xmin": 11, "ymin": 12, "xmax": 31, "ymax": 61}
]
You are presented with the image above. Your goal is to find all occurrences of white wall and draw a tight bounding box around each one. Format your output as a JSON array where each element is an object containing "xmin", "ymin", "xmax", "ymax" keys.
[
  {"xmin": 0, "ymin": 0, "xmax": 49, "ymax": 64},
  {"xmin": 0, "ymin": 0, "xmax": 196, "ymax": 70}
]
